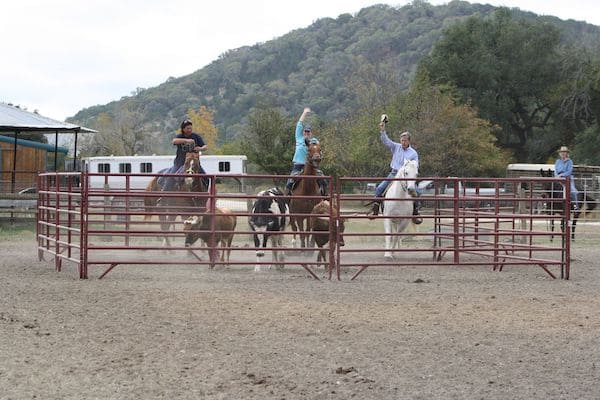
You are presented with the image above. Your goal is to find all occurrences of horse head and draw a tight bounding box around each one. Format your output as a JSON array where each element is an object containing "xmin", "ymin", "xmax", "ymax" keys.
[
  {"xmin": 306, "ymin": 139, "xmax": 322, "ymax": 168},
  {"xmin": 183, "ymin": 151, "xmax": 201, "ymax": 188},
  {"xmin": 396, "ymin": 159, "xmax": 419, "ymax": 197}
]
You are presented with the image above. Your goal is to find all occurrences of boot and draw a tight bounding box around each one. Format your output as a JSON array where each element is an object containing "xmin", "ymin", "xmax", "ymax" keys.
[
  {"xmin": 368, "ymin": 201, "xmax": 380, "ymax": 220},
  {"xmin": 412, "ymin": 201, "xmax": 423, "ymax": 225}
]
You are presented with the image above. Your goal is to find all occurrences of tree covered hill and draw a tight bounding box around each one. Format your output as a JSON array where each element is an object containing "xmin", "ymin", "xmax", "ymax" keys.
[{"xmin": 68, "ymin": 0, "xmax": 600, "ymax": 151}]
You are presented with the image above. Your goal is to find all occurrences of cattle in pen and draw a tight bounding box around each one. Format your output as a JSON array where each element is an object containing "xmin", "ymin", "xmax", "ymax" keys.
[
  {"xmin": 249, "ymin": 187, "xmax": 289, "ymax": 272},
  {"xmin": 310, "ymin": 200, "xmax": 345, "ymax": 273},
  {"xmin": 183, "ymin": 207, "xmax": 237, "ymax": 267}
]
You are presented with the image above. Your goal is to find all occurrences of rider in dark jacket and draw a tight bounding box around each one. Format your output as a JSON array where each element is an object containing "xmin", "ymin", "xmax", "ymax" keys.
[{"xmin": 161, "ymin": 119, "xmax": 208, "ymax": 191}]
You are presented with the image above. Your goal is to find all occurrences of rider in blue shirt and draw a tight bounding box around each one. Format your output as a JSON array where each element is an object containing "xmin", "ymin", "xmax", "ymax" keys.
[
  {"xmin": 554, "ymin": 145, "xmax": 579, "ymax": 210},
  {"xmin": 370, "ymin": 119, "xmax": 421, "ymax": 222},
  {"xmin": 285, "ymin": 107, "xmax": 327, "ymax": 195}
]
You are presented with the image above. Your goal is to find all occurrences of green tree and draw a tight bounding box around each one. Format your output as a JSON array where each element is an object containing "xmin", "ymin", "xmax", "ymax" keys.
[
  {"xmin": 421, "ymin": 8, "xmax": 563, "ymax": 161},
  {"xmin": 240, "ymin": 106, "xmax": 294, "ymax": 175},
  {"xmin": 79, "ymin": 105, "xmax": 156, "ymax": 156},
  {"xmin": 573, "ymin": 125, "xmax": 600, "ymax": 165},
  {"xmin": 187, "ymin": 106, "xmax": 218, "ymax": 153},
  {"xmin": 402, "ymin": 74, "xmax": 509, "ymax": 177}
]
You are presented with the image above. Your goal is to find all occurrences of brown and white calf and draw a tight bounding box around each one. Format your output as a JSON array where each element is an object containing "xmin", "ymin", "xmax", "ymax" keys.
[
  {"xmin": 183, "ymin": 207, "xmax": 237, "ymax": 266},
  {"xmin": 310, "ymin": 200, "xmax": 345, "ymax": 272}
]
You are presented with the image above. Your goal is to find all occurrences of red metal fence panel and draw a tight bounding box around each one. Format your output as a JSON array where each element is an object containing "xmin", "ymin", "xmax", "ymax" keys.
[{"xmin": 37, "ymin": 172, "xmax": 580, "ymax": 280}]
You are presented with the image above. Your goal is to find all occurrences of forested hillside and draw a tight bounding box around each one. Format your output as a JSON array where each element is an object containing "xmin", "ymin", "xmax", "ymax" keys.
[{"xmin": 68, "ymin": 0, "xmax": 600, "ymax": 169}]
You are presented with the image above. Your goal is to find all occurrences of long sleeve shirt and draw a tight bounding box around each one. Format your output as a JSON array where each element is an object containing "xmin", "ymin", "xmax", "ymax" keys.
[
  {"xmin": 380, "ymin": 131, "xmax": 419, "ymax": 170},
  {"xmin": 292, "ymin": 121, "xmax": 311, "ymax": 164},
  {"xmin": 554, "ymin": 158, "xmax": 573, "ymax": 178}
]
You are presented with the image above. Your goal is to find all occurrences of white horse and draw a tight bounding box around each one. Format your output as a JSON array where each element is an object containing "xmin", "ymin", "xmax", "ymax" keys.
[{"xmin": 383, "ymin": 159, "xmax": 419, "ymax": 260}]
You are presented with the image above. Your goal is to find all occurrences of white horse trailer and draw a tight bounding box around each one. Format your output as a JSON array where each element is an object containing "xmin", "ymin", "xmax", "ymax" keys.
[{"xmin": 82, "ymin": 154, "xmax": 247, "ymax": 190}]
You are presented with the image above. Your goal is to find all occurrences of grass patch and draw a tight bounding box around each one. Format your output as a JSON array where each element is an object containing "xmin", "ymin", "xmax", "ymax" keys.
[{"xmin": 0, "ymin": 222, "xmax": 36, "ymax": 241}]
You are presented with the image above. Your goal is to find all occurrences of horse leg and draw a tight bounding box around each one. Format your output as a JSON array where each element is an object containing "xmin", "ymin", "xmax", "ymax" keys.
[
  {"xmin": 225, "ymin": 236, "xmax": 233, "ymax": 266},
  {"xmin": 314, "ymin": 245, "xmax": 326, "ymax": 272},
  {"xmin": 290, "ymin": 218, "xmax": 299, "ymax": 249},
  {"xmin": 159, "ymin": 214, "xmax": 172, "ymax": 248},
  {"xmin": 307, "ymin": 218, "xmax": 316, "ymax": 249},
  {"xmin": 391, "ymin": 220, "xmax": 401, "ymax": 250},
  {"xmin": 299, "ymin": 217, "xmax": 307, "ymax": 249},
  {"xmin": 384, "ymin": 217, "xmax": 394, "ymax": 260},
  {"xmin": 300, "ymin": 218, "xmax": 314, "ymax": 254}
]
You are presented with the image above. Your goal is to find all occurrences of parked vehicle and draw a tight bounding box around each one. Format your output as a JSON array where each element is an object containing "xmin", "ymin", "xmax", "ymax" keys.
[{"xmin": 417, "ymin": 179, "xmax": 506, "ymax": 197}]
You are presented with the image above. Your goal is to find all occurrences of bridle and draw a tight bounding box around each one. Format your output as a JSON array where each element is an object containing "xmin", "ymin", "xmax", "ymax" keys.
[
  {"xmin": 398, "ymin": 161, "xmax": 418, "ymax": 195},
  {"xmin": 307, "ymin": 143, "xmax": 322, "ymax": 168}
]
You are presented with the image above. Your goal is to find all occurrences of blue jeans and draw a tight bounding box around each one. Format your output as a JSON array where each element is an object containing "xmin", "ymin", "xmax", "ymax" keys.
[
  {"xmin": 375, "ymin": 169, "xmax": 423, "ymax": 198},
  {"xmin": 568, "ymin": 179, "xmax": 579, "ymax": 207},
  {"xmin": 286, "ymin": 163, "xmax": 305, "ymax": 191},
  {"xmin": 375, "ymin": 169, "xmax": 397, "ymax": 197},
  {"xmin": 286, "ymin": 163, "xmax": 328, "ymax": 195},
  {"xmin": 160, "ymin": 164, "xmax": 208, "ymax": 191}
]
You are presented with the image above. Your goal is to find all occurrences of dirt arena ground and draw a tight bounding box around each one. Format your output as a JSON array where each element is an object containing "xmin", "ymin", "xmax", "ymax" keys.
[{"xmin": 1, "ymin": 230, "xmax": 600, "ymax": 400}]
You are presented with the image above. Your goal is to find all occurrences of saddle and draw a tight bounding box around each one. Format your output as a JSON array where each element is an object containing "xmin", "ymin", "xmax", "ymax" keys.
[
  {"xmin": 156, "ymin": 167, "xmax": 183, "ymax": 189},
  {"xmin": 289, "ymin": 178, "xmax": 328, "ymax": 196},
  {"xmin": 289, "ymin": 168, "xmax": 328, "ymax": 196}
]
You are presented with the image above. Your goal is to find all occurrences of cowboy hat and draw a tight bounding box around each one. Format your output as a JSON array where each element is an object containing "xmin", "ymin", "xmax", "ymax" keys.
[{"xmin": 558, "ymin": 146, "xmax": 570, "ymax": 153}]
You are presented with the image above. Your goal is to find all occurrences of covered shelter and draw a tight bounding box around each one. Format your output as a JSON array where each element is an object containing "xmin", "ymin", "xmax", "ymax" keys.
[
  {"xmin": 0, "ymin": 103, "xmax": 96, "ymax": 193},
  {"xmin": 0, "ymin": 135, "xmax": 68, "ymax": 192}
]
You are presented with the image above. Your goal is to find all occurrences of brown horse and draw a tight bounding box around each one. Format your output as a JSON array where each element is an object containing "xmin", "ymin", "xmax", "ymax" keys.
[
  {"xmin": 289, "ymin": 141, "xmax": 324, "ymax": 249},
  {"xmin": 144, "ymin": 151, "xmax": 208, "ymax": 246}
]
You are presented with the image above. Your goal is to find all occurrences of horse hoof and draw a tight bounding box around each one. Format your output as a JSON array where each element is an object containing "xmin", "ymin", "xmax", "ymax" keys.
[
  {"xmin": 412, "ymin": 217, "xmax": 423, "ymax": 225},
  {"xmin": 384, "ymin": 255, "xmax": 393, "ymax": 261}
]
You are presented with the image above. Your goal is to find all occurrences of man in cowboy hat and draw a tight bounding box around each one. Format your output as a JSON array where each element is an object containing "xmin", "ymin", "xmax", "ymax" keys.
[{"xmin": 554, "ymin": 145, "xmax": 579, "ymax": 210}]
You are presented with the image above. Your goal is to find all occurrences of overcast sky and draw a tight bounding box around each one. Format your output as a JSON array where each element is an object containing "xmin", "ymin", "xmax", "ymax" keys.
[{"xmin": 1, "ymin": 0, "xmax": 599, "ymax": 121}]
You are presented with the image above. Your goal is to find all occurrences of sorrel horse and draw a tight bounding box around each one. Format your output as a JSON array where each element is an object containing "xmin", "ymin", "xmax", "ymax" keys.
[
  {"xmin": 539, "ymin": 169, "xmax": 596, "ymax": 241},
  {"xmin": 382, "ymin": 159, "xmax": 418, "ymax": 260},
  {"xmin": 289, "ymin": 140, "xmax": 324, "ymax": 249},
  {"xmin": 144, "ymin": 151, "xmax": 208, "ymax": 246}
]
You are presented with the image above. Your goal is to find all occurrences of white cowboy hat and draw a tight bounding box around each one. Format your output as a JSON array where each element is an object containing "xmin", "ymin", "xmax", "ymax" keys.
[{"xmin": 558, "ymin": 146, "xmax": 570, "ymax": 153}]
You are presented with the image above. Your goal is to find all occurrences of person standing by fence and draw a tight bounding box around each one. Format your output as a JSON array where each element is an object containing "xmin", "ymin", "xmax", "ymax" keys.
[{"xmin": 554, "ymin": 145, "xmax": 579, "ymax": 210}]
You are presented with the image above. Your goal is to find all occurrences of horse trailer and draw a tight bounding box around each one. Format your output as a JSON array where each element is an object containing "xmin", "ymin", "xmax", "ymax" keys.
[
  {"xmin": 506, "ymin": 163, "xmax": 600, "ymax": 193},
  {"xmin": 82, "ymin": 154, "xmax": 247, "ymax": 190}
]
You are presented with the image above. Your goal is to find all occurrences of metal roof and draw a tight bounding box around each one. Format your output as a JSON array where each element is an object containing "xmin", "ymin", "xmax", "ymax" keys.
[
  {"xmin": 0, "ymin": 102, "xmax": 96, "ymax": 133},
  {"xmin": 0, "ymin": 135, "xmax": 68, "ymax": 154}
]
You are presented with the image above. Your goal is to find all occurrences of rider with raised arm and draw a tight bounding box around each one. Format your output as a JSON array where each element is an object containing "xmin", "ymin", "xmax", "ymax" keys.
[
  {"xmin": 161, "ymin": 119, "xmax": 208, "ymax": 192},
  {"xmin": 285, "ymin": 107, "xmax": 327, "ymax": 196},
  {"xmin": 369, "ymin": 115, "xmax": 421, "ymax": 223}
]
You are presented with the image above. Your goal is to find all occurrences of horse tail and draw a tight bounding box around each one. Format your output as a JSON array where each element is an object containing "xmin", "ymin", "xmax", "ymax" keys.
[{"xmin": 144, "ymin": 176, "xmax": 161, "ymax": 221}]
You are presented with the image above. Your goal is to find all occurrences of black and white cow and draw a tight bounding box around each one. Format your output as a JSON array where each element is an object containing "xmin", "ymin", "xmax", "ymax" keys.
[{"xmin": 249, "ymin": 187, "xmax": 289, "ymax": 272}]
